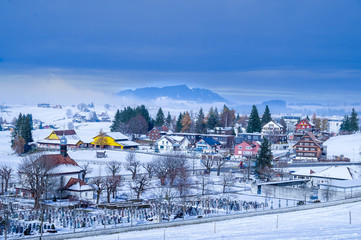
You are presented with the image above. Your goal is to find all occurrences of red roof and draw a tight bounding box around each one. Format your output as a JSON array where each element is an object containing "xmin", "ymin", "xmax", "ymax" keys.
[
  {"xmin": 64, "ymin": 178, "xmax": 87, "ymax": 189},
  {"xmin": 36, "ymin": 154, "xmax": 79, "ymax": 169}
]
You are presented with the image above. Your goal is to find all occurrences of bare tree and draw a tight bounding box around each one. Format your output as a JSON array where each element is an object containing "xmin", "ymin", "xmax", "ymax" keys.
[
  {"xmin": 91, "ymin": 176, "xmax": 105, "ymax": 204},
  {"xmin": 0, "ymin": 165, "xmax": 13, "ymax": 194},
  {"xmin": 18, "ymin": 154, "xmax": 55, "ymax": 209},
  {"xmin": 321, "ymin": 180, "xmax": 335, "ymax": 202},
  {"xmin": 106, "ymin": 161, "xmax": 122, "ymax": 198},
  {"xmin": 142, "ymin": 162, "xmax": 155, "ymax": 178},
  {"xmin": 93, "ymin": 129, "xmax": 107, "ymax": 149},
  {"xmin": 153, "ymin": 185, "xmax": 178, "ymax": 221},
  {"xmin": 129, "ymin": 174, "xmax": 150, "ymax": 200},
  {"xmin": 200, "ymin": 155, "xmax": 214, "ymax": 174},
  {"xmin": 213, "ymin": 155, "xmax": 230, "ymax": 176},
  {"xmin": 124, "ymin": 152, "xmax": 141, "ymax": 180},
  {"xmin": 221, "ymin": 172, "xmax": 235, "ymax": 193},
  {"xmin": 197, "ymin": 171, "xmax": 210, "ymax": 195},
  {"xmin": 275, "ymin": 161, "xmax": 288, "ymax": 181},
  {"xmin": 128, "ymin": 115, "xmax": 148, "ymax": 139},
  {"xmin": 176, "ymin": 164, "xmax": 192, "ymax": 199},
  {"xmin": 152, "ymin": 156, "xmax": 169, "ymax": 185},
  {"xmin": 258, "ymin": 166, "xmax": 276, "ymax": 182},
  {"xmin": 80, "ymin": 162, "xmax": 93, "ymax": 180}
]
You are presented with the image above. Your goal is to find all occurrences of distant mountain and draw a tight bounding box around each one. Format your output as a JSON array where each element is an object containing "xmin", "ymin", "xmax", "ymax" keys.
[{"xmin": 117, "ymin": 85, "xmax": 228, "ymax": 103}]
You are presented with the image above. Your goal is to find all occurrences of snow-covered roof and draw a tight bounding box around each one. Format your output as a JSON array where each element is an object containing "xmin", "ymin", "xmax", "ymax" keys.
[
  {"xmin": 51, "ymin": 164, "xmax": 83, "ymax": 174},
  {"xmin": 104, "ymin": 132, "xmax": 128, "ymax": 141},
  {"xmin": 320, "ymin": 179, "xmax": 361, "ymax": 188},
  {"xmin": 37, "ymin": 139, "xmax": 82, "ymax": 145},
  {"xmin": 312, "ymin": 166, "xmax": 358, "ymax": 180},
  {"xmin": 115, "ymin": 140, "xmax": 140, "ymax": 147},
  {"xmin": 65, "ymin": 178, "xmax": 93, "ymax": 191}
]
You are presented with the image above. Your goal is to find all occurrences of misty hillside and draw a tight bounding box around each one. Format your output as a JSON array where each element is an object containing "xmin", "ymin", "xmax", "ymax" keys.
[{"xmin": 117, "ymin": 85, "xmax": 228, "ymax": 103}]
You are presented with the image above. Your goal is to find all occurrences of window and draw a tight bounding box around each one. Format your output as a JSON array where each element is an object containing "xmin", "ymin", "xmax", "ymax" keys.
[
  {"xmin": 238, "ymin": 146, "xmax": 242, "ymax": 149},
  {"xmin": 246, "ymin": 146, "xmax": 251, "ymax": 150}
]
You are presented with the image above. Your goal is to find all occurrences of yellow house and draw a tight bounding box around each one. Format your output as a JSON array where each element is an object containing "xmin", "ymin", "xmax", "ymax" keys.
[
  {"xmin": 37, "ymin": 130, "xmax": 83, "ymax": 149},
  {"xmin": 91, "ymin": 132, "xmax": 139, "ymax": 150}
]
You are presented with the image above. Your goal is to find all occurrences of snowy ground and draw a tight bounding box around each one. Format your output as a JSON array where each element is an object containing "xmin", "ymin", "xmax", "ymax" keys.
[
  {"xmin": 324, "ymin": 133, "xmax": 361, "ymax": 161},
  {"xmin": 71, "ymin": 201, "xmax": 361, "ymax": 240}
]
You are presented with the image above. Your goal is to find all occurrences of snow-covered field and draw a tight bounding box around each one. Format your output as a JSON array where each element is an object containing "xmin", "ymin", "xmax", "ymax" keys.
[
  {"xmin": 324, "ymin": 133, "xmax": 361, "ymax": 161},
  {"xmin": 71, "ymin": 201, "xmax": 361, "ymax": 240}
]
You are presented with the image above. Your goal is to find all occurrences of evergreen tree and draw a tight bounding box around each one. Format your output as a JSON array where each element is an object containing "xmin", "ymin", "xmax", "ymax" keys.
[
  {"xmin": 246, "ymin": 105, "xmax": 261, "ymax": 133},
  {"xmin": 110, "ymin": 109, "xmax": 121, "ymax": 132},
  {"xmin": 11, "ymin": 113, "xmax": 33, "ymax": 153},
  {"xmin": 176, "ymin": 113, "xmax": 183, "ymax": 132},
  {"xmin": 155, "ymin": 108, "xmax": 165, "ymax": 127},
  {"xmin": 206, "ymin": 107, "xmax": 217, "ymax": 129},
  {"xmin": 195, "ymin": 108, "xmax": 206, "ymax": 133},
  {"xmin": 261, "ymin": 105, "xmax": 272, "ymax": 125},
  {"xmin": 166, "ymin": 112, "xmax": 172, "ymax": 128},
  {"xmin": 279, "ymin": 117, "xmax": 287, "ymax": 134},
  {"xmin": 256, "ymin": 138, "xmax": 273, "ymax": 171},
  {"xmin": 340, "ymin": 115, "xmax": 351, "ymax": 132},
  {"xmin": 349, "ymin": 108, "xmax": 359, "ymax": 132},
  {"xmin": 214, "ymin": 107, "xmax": 220, "ymax": 127}
]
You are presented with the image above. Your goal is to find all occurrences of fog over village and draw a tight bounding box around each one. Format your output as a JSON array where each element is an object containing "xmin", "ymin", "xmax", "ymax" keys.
[{"xmin": 1, "ymin": 1, "xmax": 361, "ymax": 240}]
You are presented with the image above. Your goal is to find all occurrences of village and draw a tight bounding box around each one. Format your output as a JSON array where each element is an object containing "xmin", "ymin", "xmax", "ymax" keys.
[{"xmin": 0, "ymin": 103, "xmax": 360, "ymax": 238}]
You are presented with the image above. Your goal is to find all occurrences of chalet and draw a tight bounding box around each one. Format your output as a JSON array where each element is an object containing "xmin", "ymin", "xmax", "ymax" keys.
[
  {"xmin": 234, "ymin": 141, "xmax": 260, "ymax": 159},
  {"xmin": 261, "ymin": 120, "xmax": 283, "ymax": 135},
  {"xmin": 91, "ymin": 132, "xmax": 139, "ymax": 150},
  {"xmin": 155, "ymin": 135, "xmax": 190, "ymax": 152},
  {"xmin": 37, "ymin": 130, "xmax": 83, "ymax": 149},
  {"xmin": 295, "ymin": 118, "xmax": 315, "ymax": 133},
  {"xmin": 148, "ymin": 126, "xmax": 169, "ymax": 142},
  {"xmin": 195, "ymin": 137, "xmax": 221, "ymax": 153},
  {"xmin": 17, "ymin": 136, "xmax": 93, "ymax": 200},
  {"xmin": 293, "ymin": 132, "xmax": 324, "ymax": 161}
]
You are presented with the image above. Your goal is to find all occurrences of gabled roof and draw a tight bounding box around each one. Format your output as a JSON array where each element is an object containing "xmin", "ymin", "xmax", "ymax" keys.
[
  {"xmin": 239, "ymin": 141, "xmax": 259, "ymax": 148},
  {"xmin": 36, "ymin": 154, "xmax": 79, "ymax": 169},
  {"xmin": 98, "ymin": 132, "xmax": 128, "ymax": 141},
  {"xmin": 293, "ymin": 132, "xmax": 322, "ymax": 148},
  {"xmin": 262, "ymin": 120, "xmax": 283, "ymax": 129},
  {"xmin": 312, "ymin": 166, "xmax": 358, "ymax": 180},
  {"xmin": 199, "ymin": 137, "xmax": 221, "ymax": 146},
  {"xmin": 296, "ymin": 118, "xmax": 314, "ymax": 127},
  {"xmin": 53, "ymin": 130, "xmax": 77, "ymax": 136},
  {"xmin": 64, "ymin": 178, "xmax": 93, "ymax": 191}
]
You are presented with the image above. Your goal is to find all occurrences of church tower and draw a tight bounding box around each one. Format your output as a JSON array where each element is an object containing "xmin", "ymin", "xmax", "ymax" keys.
[{"xmin": 60, "ymin": 134, "xmax": 68, "ymax": 157}]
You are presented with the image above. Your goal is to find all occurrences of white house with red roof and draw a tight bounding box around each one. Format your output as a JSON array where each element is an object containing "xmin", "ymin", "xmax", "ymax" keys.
[
  {"xmin": 295, "ymin": 119, "xmax": 315, "ymax": 133},
  {"xmin": 17, "ymin": 136, "xmax": 94, "ymax": 201}
]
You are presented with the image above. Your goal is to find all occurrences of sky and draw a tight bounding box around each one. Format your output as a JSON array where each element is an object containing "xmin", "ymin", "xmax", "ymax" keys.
[{"xmin": 0, "ymin": 0, "xmax": 361, "ymax": 105}]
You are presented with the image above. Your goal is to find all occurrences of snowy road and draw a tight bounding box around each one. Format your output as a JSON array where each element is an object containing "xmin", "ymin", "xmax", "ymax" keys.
[{"xmin": 71, "ymin": 201, "xmax": 361, "ymax": 240}]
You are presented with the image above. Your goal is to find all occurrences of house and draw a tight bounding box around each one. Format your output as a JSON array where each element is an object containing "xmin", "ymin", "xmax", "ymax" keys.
[
  {"xmin": 195, "ymin": 137, "xmax": 221, "ymax": 153},
  {"xmin": 37, "ymin": 130, "xmax": 83, "ymax": 149},
  {"xmin": 295, "ymin": 118, "xmax": 315, "ymax": 133},
  {"xmin": 261, "ymin": 120, "xmax": 283, "ymax": 135},
  {"xmin": 282, "ymin": 116, "xmax": 301, "ymax": 132},
  {"xmin": 234, "ymin": 141, "xmax": 260, "ymax": 159},
  {"xmin": 155, "ymin": 135, "xmax": 190, "ymax": 152},
  {"xmin": 38, "ymin": 103, "xmax": 50, "ymax": 108},
  {"xmin": 318, "ymin": 178, "xmax": 361, "ymax": 201},
  {"xmin": 328, "ymin": 118, "xmax": 342, "ymax": 134},
  {"xmin": 91, "ymin": 132, "xmax": 140, "ymax": 150},
  {"xmin": 148, "ymin": 126, "xmax": 169, "ymax": 142},
  {"xmin": 293, "ymin": 132, "xmax": 324, "ymax": 161},
  {"xmin": 235, "ymin": 133, "xmax": 262, "ymax": 144},
  {"xmin": 17, "ymin": 136, "xmax": 93, "ymax": 200},
  {"xmin": 169, "ymin": 133, "xmax": 234, "ymax": 146}
]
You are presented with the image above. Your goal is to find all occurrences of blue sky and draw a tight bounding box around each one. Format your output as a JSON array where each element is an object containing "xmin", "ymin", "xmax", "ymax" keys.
[{"xmin": 1, "ymin": 0, "xmax": 361, "ymax": 104}]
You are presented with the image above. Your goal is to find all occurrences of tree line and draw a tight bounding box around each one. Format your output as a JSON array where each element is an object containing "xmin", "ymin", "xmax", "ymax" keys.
[
  {"xmin": 11, "ymin": 113, "xmax": 33, "ymax": 154},
  {"xmin": 340, "ymin": 108, "xmax": 359, "ymax": 133}
]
